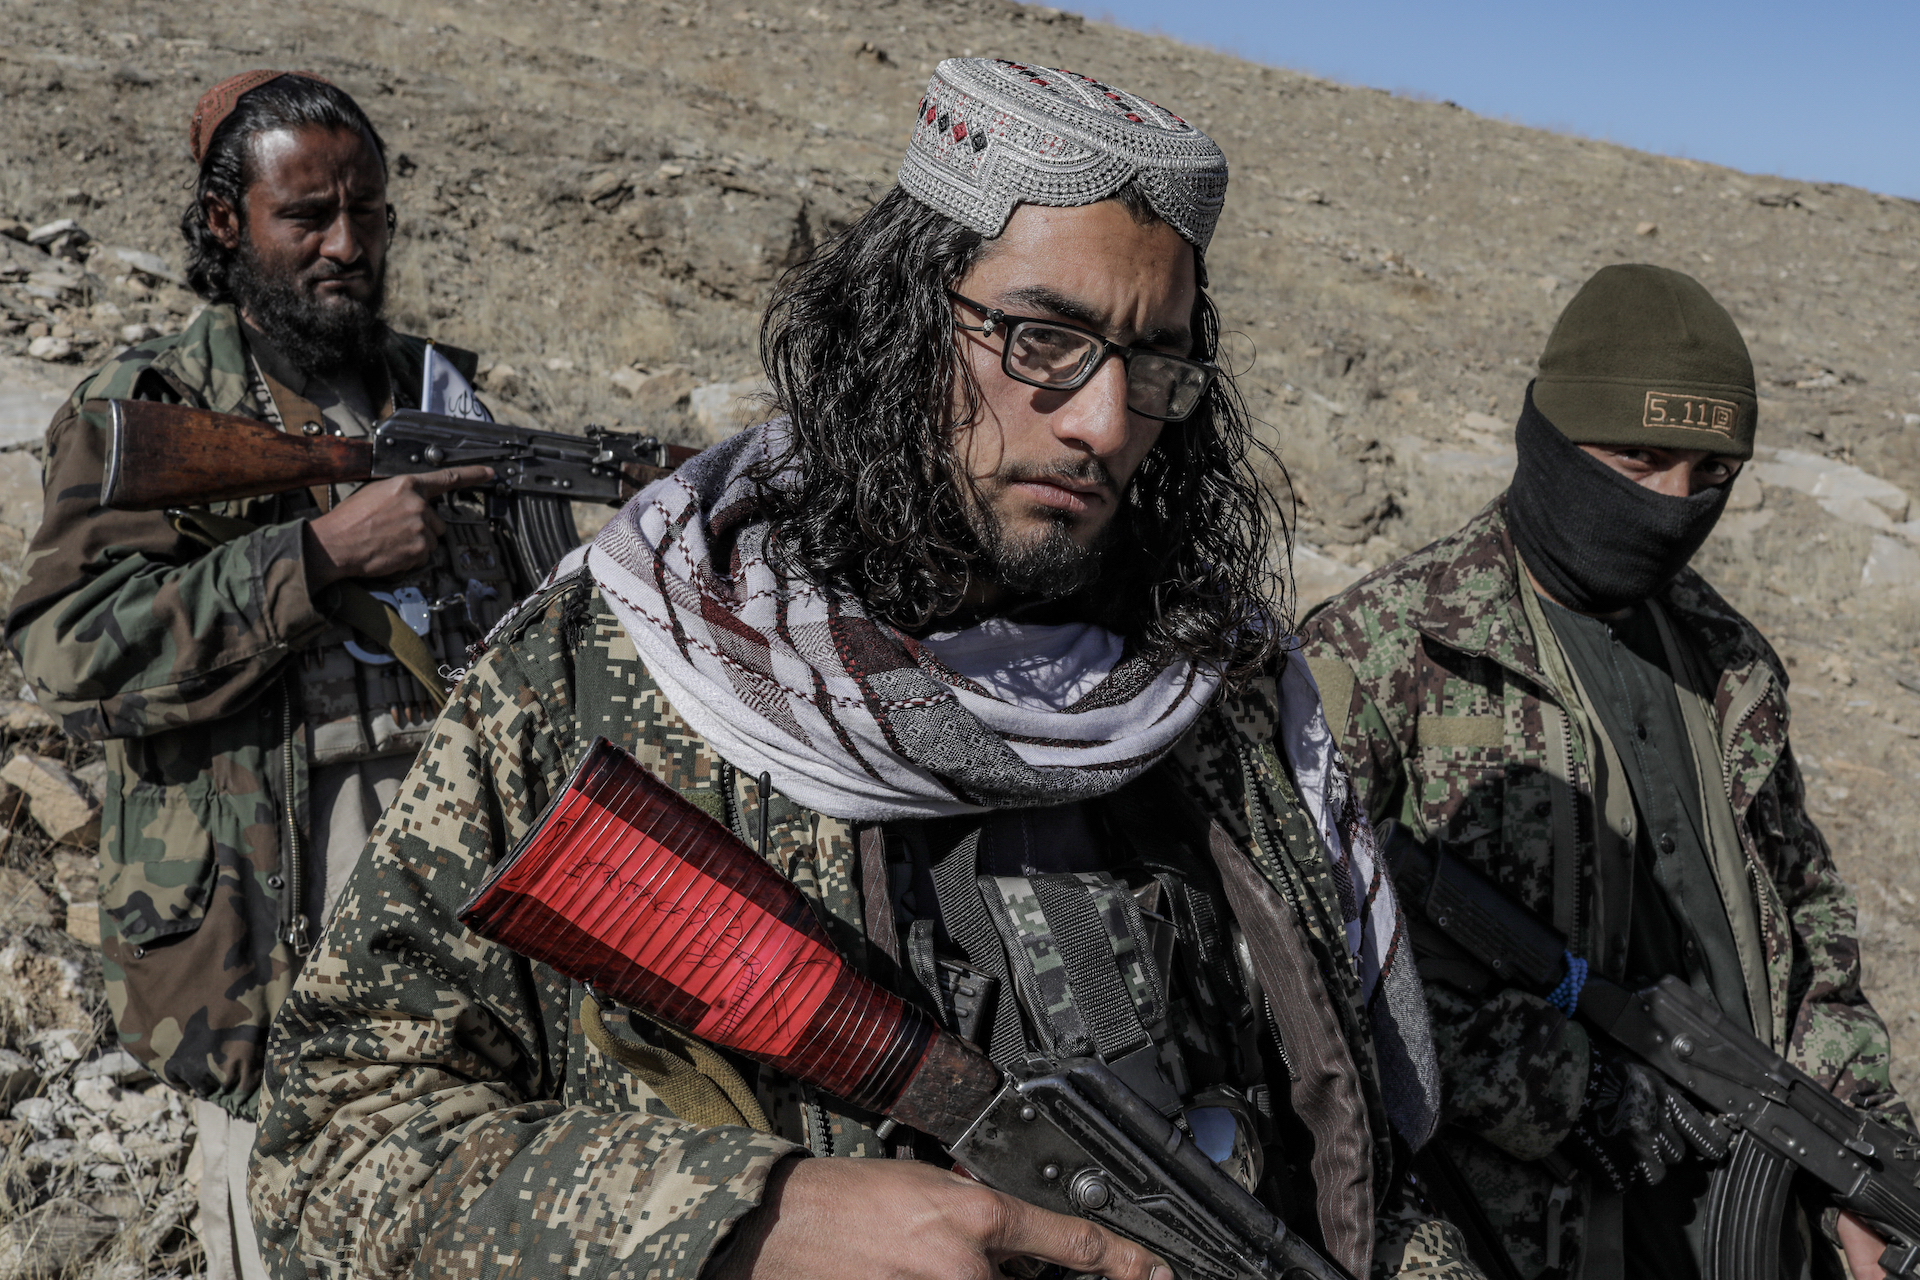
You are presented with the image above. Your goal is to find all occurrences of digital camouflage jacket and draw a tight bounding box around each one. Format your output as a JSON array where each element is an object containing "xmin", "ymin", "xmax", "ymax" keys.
[
  {"xmin": 4, "ymin": 304, "xmax": 479, "ymax": 1117},
  {"xmin": 1301, "ymin": 498, "xmax": 1907, "ymax": 1278},
  {"xmin": 248, "ymin": 571, "xmax": 1482, "ymax": 1280}
]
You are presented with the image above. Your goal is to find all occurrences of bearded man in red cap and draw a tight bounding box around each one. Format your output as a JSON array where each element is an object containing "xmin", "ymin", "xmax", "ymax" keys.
[{"xmin": 5, "ymin": 72, "xmax": 527, "ymax": 1280}]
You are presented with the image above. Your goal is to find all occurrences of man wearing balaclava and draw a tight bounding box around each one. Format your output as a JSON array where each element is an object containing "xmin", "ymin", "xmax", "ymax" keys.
[{"xmin": 1303, "ymin": 264, "xmax": 1910, "ymax": 1280}]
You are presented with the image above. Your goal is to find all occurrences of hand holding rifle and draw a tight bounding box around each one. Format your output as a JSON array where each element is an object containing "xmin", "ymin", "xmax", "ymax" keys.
[
  {"xmin": 303, "ymin": 465, "xmax": 495, "ymax": 587},
  {"xmin": 712, "ymin": 1158, "xmax": 1171, "ymax": 1280}
]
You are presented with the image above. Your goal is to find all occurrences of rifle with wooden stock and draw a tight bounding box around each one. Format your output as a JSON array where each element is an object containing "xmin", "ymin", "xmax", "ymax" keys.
[
  {"xmin": 101, "ymin": 399, "xmax": 699, "ymax": 578},
  {"xmin": 459, "ymin": 738, "xmax": 1354, "ymax": 1280}
]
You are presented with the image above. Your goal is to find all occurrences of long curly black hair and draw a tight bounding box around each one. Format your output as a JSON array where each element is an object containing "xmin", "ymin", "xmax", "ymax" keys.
[
  {"xmin": 180, "ymin": 74, "xmax": 387, "ymax": 302},
  {"xmin": 756, "ymin": 186, "xmax": 1291, "ymax": 687}
]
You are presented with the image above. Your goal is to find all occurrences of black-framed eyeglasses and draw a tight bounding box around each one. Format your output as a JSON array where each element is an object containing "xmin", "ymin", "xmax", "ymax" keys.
[{"xmin": 948, "ymin": 291, "xmax": 1217, "ymax": 423}]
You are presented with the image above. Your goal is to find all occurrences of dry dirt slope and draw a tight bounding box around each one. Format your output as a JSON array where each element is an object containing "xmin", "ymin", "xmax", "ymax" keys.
[{"xmin": 0, "ymin": 0, "xmax": 1916, "ymax": 1264}]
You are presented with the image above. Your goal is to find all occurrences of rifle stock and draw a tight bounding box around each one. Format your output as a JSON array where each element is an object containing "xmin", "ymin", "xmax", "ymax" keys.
[
  {"xmin": 103, "ymin": 400, "xmax": 374, "ymax": 511},
  {"xmin": 101, "ymin": 400, "xmax": 700, "ymax": 518}
]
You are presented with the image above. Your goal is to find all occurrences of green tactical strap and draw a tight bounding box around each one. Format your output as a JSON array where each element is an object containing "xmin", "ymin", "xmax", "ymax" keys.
[
  {"xmin": 324, "ymin": 584, "xmax": 450, "ymax": 713},
  {"xmin": 167, "ymin": 507, "xmax": 450, "ymax": 712},
  {"xmin": 580, "ymin": 994, "xmax": 770, "ymax": 1132}
]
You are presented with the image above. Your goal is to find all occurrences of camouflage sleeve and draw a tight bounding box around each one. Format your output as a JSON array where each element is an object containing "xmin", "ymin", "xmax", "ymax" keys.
[
  {"xmin": 249, "ymin": 637, "xmax": 802, "ymax": 1280},
  {"xmin": 6, "ymin": 399, "xmax": 329, "ymax": 740},
  {"xmin": 1303, "ymin": 609, "xmax": 1592, "ymax": 1159},
  {"xmin": 1372, "ymin": 1170, "xmax": 1487, "ymax": 1279},
  {"xmin": 1425, "ymin": 985, "xmax": 1589, "ymax": 1161},
  {"xmin": 1298, "ymin": 635, "xmax": 1412, "ymax": 827},
  {"xmin": 1765, "ymin": 747, "xmax": 1912, "ymax": 1131}
]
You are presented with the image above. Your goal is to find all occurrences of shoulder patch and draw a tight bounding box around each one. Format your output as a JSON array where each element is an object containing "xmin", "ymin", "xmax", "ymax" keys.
[{"xmin": 1303, "ymin": 653, "xmax": 1357, "ymax": 743}]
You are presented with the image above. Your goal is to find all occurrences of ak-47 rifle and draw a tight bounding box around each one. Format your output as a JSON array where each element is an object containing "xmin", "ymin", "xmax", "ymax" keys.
[
  {"xmin": 1380, "ymin": 823, "xmax": 1920, "ymax": 1280},
  {"xmin": 459, "ymin": 737, "xmax": 1353, "ymax": 1280},
  {"xmin": 101, "ymin": 400, "xmax": 699, "ymax": 578}
]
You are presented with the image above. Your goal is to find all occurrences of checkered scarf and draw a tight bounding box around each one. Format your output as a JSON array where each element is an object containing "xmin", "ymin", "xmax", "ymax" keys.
[
  {"xmin": 1278, "ymin": 656, "xmax": 1440, "ymax": 1146},
  {"xmin": 573, "ymin": 421, "xmax": 1439, "ymax": 1143},
  {"xmin": 580, "ymin": 422, "xmax": 1221, "ymax": 822}
]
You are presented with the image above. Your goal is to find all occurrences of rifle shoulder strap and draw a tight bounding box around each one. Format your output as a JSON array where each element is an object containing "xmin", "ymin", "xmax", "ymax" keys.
[
  {"xmin": 166, "ymin": 508, "xmax": 449, "ymax": 712},
  {"xmin": 580, "ymin": 994, "xmax": 770, "ymax": 1132}
]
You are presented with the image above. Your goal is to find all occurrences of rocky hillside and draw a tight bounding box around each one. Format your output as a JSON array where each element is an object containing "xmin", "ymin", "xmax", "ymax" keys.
[{"xmin": 0, "ymin": 1, "xmax": 1917, "ymax": 1274}]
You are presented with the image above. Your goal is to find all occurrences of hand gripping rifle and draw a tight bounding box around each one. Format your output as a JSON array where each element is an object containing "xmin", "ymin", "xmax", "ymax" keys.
[
  {"xmin": 459, "ymin": 738, "xmax": 1353, "ymax": 1280},
  {"xmin": 100, "ymin": 400, "xmax": 698, "ymax": 578},
  {"xmin": 1379, "ymin": 823, "xmax": 1920, "ymax": 1279}
]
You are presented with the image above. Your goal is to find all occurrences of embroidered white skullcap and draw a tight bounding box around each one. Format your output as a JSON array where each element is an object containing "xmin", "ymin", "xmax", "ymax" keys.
[{"xmin": 898, "ymin": 58, "xmax": 1228, "ymax": 251}]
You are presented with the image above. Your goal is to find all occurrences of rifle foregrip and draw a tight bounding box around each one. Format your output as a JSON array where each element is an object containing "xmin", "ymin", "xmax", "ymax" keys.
[{"xmin": 103, "ymin": 399, "xmax": 374, "ymax": 511}]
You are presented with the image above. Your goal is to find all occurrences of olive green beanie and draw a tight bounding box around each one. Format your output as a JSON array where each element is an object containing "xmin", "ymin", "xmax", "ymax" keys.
[{"xmin": 1532, "ymin": 263, "xmax": 1757, "ymax": 460}]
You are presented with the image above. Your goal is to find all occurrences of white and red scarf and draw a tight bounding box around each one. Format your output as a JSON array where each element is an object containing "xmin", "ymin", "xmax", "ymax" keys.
[{"xmin": 562, "ymin": 421, "xmax": 1438, "ymax": 1144}]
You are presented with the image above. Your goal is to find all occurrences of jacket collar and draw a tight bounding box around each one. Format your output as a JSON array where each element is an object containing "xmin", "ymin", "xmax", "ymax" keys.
[
  {"xmin": 141, "ymin": 303, "xmax": 479, "ymax": 419},
  {"xmin": 145, "ymin": 303, "xmax": 256, "ymax": 415},
  {"xmin": 1397, "ymin": 499, "xmax": 1552, "ymax": 687},
  {"xmin": 1404, "ymin": 497, "xmax": 1784, "ymax": 702}
]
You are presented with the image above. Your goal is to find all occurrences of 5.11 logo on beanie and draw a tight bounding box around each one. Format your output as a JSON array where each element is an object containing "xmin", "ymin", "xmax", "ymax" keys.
[{"xmin": 1643, "ymin": 391, "xmax": 1740, "ymax": 435}]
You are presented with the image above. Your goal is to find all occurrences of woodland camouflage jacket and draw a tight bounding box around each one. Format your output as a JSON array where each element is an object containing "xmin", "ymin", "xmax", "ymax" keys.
[
  {"xmin": 248, "ymin": 571, "xmax": 1482, "ymax": 1280},
  {"xmin": 3, "ymin": 304, "xmax": 477, "ymax": 1117},
  {"xmin": 1301, "ymin": 498, "xmax": 1906, "ymax": 1278}
]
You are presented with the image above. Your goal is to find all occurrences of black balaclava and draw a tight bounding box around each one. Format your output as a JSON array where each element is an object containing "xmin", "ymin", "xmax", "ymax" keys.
[{"xmin": 1506, "ymin": 385, "xmax": 1730, "ymax": 615}]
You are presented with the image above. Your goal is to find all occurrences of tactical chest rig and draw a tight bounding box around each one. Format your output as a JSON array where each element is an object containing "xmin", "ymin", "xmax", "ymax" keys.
[
  {"xmin": 877, "ymin": 794, "xmax": 1278, "ymax": 1201},
  {"xmin": 246, "ymin": 358, "xmax": 527, "ymax": 762}
]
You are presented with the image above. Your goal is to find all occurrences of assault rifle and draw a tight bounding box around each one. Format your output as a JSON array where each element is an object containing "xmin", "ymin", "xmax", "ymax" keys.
[
  {"xmin": 459, "ymin": 737, "xmax": 1352, "ymax": 1280},
  {"xmin": 1380, "ymin": 823, "xmax": 1920, "ymax": 1279},
  {"xmin": 100, "ymin": 400, "xmax": 698, "ymax": 577}
]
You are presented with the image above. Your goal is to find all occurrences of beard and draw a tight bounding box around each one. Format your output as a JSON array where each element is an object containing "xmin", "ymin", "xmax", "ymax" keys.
[
  {"xmin": 966, "ymin": 459, "xmax": 1118, "ymax": 602},
  {"xmin": 228, "ymin": 239, "xmax": 389, "ymax": 377}
]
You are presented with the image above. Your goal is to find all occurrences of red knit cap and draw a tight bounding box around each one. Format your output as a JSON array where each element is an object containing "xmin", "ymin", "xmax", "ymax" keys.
[{"xmin": 188, "ymin": 69, "xmax": 335, "ymax": 164}]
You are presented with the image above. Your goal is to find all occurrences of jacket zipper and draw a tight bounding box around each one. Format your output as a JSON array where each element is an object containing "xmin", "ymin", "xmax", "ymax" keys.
[
  {"xmin": 803, "ymin": 1085, "xmax": 834, "ymax": 1156},
  {"xmin": 280, "ymin": 680, "xmax": 311, "ymax": 955},
  {"xmin": 1721, "ymin": 669, "xmax": 1783, "ymax": 1045},
  {"xmin": 1555, "ymin": 707, "xmax": 1582, "ymax": 954},
  {"xmin": 1262, "ymin": 993, "xmax": 1300, "ymax": 1081}
]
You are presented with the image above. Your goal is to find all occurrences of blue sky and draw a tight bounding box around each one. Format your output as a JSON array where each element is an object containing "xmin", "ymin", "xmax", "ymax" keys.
[{"xmin": 1074, "ymin": 1, "xmax": 1919, "ymax": 200}]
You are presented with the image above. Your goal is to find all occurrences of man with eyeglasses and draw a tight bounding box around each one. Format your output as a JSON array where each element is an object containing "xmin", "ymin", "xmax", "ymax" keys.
[{"xmin": 251, "ymin": 58, "xmax": 1483, "ymax": 1280}]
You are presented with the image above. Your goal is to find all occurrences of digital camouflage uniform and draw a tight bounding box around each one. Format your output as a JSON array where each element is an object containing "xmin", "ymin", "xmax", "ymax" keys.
[
  {"xmin": 4, "ymin": 303, "xmax": 515, "ymax": 1117},
  {"xmin": 249, "ymin": 569, "xmax": 1483, "ymax": 1280},
  {"xmin": 1300, "ymin": 498, "xmax": 1908, "ymax": 1278}
]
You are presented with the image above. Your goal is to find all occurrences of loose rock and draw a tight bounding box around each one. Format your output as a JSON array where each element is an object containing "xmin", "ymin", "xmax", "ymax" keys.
[
  {"xmin": 0, "ymin": 1196, "xmax": 119, "ymax": 1280},
  {"xmin": 1863, "ymin": 535, "xmax": 1920, "ymax": 589},
  {"xmin": 97, "ymin": 245, "xmax": 177, "ymax": 285},
  {"xmin": 25, "ymin": 337, "xmax": 74, "ymax": 363},
  {"xmin": 689, "ymin": 377, "xmax": 771, "ymax": 441},
  {"xmin": 0, "ymin": 753, "xmax": 101, "ymax": 845},
  {"xmin": 0, "ymin": 453, "xmax": 44, "ymax": 546},
  {"xmin": 0, "ymin": 868, "xmax": 57, "ymax": 931},
  {"xmin": 609, "ymin": 364, "xmax": 696, "ymax": 413},
  {"xmin": 24, "ymin": 219, "xmax": 84, "ymax": 248},
  {"xmin": 72, "ymin": 1049, "xmax": 146, "ymax": 1087}
]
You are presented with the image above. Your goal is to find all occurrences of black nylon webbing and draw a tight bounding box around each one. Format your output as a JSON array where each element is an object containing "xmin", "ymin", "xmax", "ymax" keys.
[
  {"xmin": 927, "ymin": 827, "xmax": 1028, "ymax": 1067},
  {"xmin": 1029, "ymin": 873, "xmax": 1152, "ymax": 1061}
]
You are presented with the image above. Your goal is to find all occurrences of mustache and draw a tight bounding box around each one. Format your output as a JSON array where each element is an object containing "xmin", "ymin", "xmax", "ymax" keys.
[
  {"xmin": 995, "ymin": 457, "xmax": 1118, "ymax": 494},
  {"xmin": 302, "ymin": 258, "xmax": 370, "ymax": 282}
]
